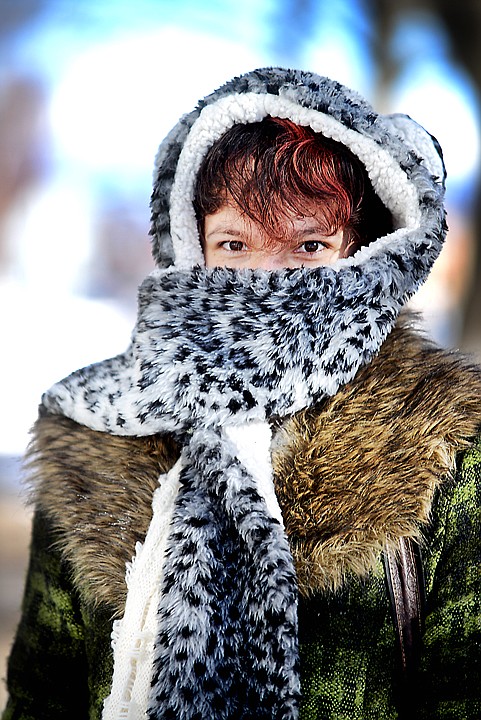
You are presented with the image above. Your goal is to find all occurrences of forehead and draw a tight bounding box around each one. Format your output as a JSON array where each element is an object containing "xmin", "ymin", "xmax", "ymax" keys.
[{"xmin": 204, "ymin": 203, "xmax": 332, "ymax": 231}]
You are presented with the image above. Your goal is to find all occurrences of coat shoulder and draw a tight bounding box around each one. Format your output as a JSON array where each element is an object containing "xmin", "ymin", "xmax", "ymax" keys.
[
  {"xmin": 272, "ymin": 322, "xmax": 481, "ymax": 595},
  {"xmin": 27, "ymin": 413, "xmax": 180, "ymax": 615}
]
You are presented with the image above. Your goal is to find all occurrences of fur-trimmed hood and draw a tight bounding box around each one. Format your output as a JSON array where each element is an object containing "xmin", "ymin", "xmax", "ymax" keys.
[
  {"xmin": 149, "ymin": 66, "xmax": 445, "ymax": 271},
  {"xmin": 30, "ymin": 322, "xmax": 481, "ymax": 617}
]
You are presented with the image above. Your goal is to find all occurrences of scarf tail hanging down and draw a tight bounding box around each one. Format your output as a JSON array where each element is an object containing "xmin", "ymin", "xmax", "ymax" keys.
[
  {"xmin": 148, "ymin": 424, "xmax": 300, "ymax": 720},
  {"xmin": 102, "ymin": 421, "xmax": 300, "ymax": 720},
  {"xmin": 47, "ymin": 263, "xmax": 444, "ymax": 720}
]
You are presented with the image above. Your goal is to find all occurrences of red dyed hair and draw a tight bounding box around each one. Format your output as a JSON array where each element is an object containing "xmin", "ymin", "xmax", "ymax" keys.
[{"xmin": 193, "ymin": 117, "xmax": 392, "ymax": 253}]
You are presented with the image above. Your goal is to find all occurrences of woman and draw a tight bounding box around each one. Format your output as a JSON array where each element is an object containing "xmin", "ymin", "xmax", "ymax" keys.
[{"xmin": 3, "ymin": 67, "xmax": 481, "ymax": 719}]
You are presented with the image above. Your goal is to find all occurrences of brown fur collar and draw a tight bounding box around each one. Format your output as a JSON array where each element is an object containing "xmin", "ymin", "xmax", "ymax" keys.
[{"xmin": 28, "ymin": 322, "xmax": 481, "ymax": 616}]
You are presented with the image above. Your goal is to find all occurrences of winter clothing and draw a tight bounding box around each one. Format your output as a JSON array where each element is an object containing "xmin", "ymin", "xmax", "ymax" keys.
[{"xmin": 3, "ymin": 67, "xmax": 481, "ymax": 719}]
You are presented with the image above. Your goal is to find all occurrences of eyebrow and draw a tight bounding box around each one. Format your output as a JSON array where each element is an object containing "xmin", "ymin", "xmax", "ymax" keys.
[
  {"xmin": 205, "ymin": 227, "xmax": 242, "ymax": 239},
  {"xmin": 205, "ymin": 223, "xmax": 339, "ymax": 246},
  {"xmin": 285, "ymin": 227, "xmax": 339, "ymax": 248},
  {"xmin": 291, "ymin": 227, "xmax": 329, "ymax": 238}
]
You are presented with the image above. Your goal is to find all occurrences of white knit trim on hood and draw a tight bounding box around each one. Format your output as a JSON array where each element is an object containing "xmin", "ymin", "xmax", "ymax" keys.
[{"xmin": 169, "ymin": 92, "xmax": 426, "ymax": 270}]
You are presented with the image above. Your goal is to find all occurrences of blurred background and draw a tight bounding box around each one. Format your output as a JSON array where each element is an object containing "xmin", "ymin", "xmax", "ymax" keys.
[{"xmin": 0, "ymin": 0, "xmax": 480, "ymax": 708}]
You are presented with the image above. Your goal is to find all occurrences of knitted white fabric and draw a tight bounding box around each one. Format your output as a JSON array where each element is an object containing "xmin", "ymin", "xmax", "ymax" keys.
[
  {"xmin": 103, "ymin": 422, "xmax": 282, "ymax": 719},
  {"xmin": 102, "ymin": 458, "xmax": 183, "ymax": 720}
]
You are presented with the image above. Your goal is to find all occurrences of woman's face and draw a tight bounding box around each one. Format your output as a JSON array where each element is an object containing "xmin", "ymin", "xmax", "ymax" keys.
[{"xmin": 203, "ymin": 204, "xmax": 346, "ymax": 270}]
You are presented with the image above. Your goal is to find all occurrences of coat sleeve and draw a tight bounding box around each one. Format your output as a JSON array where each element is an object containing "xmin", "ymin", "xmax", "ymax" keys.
[
  {"xmin": 2, "ymin": 508, "xmax": 90, "ymax": 720},
  {"xmin": 419, "ymin": 435, "xmax": 481, "ymax": 718}
]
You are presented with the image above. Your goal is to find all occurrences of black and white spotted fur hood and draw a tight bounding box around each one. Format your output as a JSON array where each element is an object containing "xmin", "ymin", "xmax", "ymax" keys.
[{"xmin": 150, "ymin": 66, "xmax": 446, "ymax": 272}]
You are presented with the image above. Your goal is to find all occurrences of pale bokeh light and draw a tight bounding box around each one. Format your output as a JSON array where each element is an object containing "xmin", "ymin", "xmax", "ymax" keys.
[
  {"xmin": 0, "ymin": 25, "xmax": 268, "ymax": 456},
  {"xmin": 393, "ymin": 67, "xmax": 480, "ymax": 192},
  {"xmin": 50, "ymin": 26, "xmax": 268, "ymax": 183}
]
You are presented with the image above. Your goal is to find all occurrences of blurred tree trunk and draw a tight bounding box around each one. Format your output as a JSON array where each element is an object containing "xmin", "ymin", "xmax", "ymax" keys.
[
  {"xmin": 429, "ymin": 1, "xmax": 481, "ymax": 347},
  {"xmin": 371, "ymin": 0, "xmax": 481, "ymax": 349}
]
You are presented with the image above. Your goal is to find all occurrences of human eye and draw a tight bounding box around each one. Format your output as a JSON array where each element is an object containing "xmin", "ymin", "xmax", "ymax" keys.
[
  {"xmin": 220, "ymin": 239, "xmax": 247, "ymax": 253},
  {"xmin": 287, "ymin": 227, "xmax": 343, "ymax": 267},
  {"xmin": 295, "ymin": 239, "xmax": 327, "ymax": 255}
]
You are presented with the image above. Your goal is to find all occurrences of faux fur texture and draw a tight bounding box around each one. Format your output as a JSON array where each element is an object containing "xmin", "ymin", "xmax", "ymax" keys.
[
  {"xmin": 272, "ymin": 320, "xmax": 481, "ymax": 595},
  {"xmin": 29, "ymin": 411, "xmax": 179, "ymax": 615},
  {"xmin": 146, "ymin": 426, "xmax": 301, "ymax": 719},
  {"xmin": 29, "ymin": 323, "xmax": 481, "ymax": 616},
  {"xmin": 150, "ymin": 67, "xmax": 446, "ymax": 269},
  {"xmin": 41, "ymin": 265, "xmax": 441, "ymax": 436}
]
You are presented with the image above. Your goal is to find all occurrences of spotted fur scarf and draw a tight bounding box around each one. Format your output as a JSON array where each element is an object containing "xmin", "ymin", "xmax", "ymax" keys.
[
  {"xmin": 42, "ymin": 265, "xmax": 436, "ymax": 720},
  {"xmin": 40, "ymin": 67, "xmax": 447, "ymax": 719}
]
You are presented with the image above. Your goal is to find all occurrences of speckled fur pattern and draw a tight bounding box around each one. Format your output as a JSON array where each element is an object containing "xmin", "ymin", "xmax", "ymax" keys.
[
  {"xmin": 147, "ymin": 425, "xmax": 300, "ymax": 719},
  {"xmin": 30, "ymin": 323, "xmax": 481, "ymax": 616},
  {"xmin": 41, "ymin": 68, "xmax": 447, "ymax": 439},
  {"xmin": 150, "ymin": 67, "xmax": 446, "ymax": 268},
  {"xmin": 42, "ymin": 265, "xmax": 428, "ymax": 436}
]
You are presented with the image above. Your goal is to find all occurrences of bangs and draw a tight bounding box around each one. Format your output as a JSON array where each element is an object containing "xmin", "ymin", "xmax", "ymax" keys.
[{"xmin": 194, "ymin": 117, "xmax": 392, "ymax": 249}]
